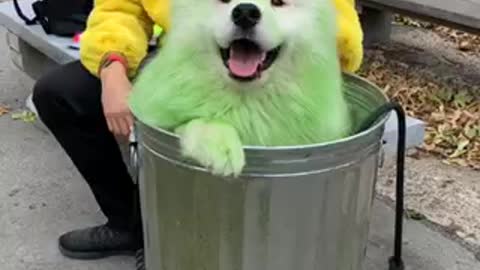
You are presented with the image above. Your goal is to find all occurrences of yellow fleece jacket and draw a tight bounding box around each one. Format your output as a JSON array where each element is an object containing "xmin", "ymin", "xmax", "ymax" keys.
[{"xmin": 80, "ymin": 0, "xmax": 363, "ymax": 78}]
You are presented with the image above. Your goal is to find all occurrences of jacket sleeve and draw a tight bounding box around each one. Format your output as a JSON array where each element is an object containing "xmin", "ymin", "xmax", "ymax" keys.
[
  {"xmin": 79, "ymin": 0, "xmax": 156, "ymax": 77},
  {"xmin": 334, "ymin": 0, "xmax": 364, "ymax": 73}
]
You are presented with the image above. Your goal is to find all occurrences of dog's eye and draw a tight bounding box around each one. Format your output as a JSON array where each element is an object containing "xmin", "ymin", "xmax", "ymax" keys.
[
  {"xmin": 219, "ymin": 0, "xmax": 231, "ymax": 3},
  {"xmin": 271, "ymin": 0, "xmax": 286, "ymax": 6}
]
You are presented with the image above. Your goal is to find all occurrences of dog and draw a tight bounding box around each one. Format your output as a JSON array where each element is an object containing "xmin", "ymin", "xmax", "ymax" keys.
[{"xmin": 129, "ymin": 0, "xmax": 352, "ymax": 177}]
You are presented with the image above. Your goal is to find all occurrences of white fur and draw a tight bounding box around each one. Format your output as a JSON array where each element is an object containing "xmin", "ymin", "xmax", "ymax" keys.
[
  {"xmin": 164, "ymin": 0, "xmax": 338, "ymax": 88},
  {"xmin": 132, "ymin": 0, "xmax": 345, "ymax": 177}
]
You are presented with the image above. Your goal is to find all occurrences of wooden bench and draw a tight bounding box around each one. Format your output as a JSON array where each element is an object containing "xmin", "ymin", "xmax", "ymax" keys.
[
  {"xmin": 0, "ymin": 0, "xmax": 425, "ymax": 155},
  {"xmin": 0, "ymin": 0, "xmax": 77, "ymax": 80},
  {"xmin": 358, "ymin": 0, "xmax": 480, "ymax": 44}
]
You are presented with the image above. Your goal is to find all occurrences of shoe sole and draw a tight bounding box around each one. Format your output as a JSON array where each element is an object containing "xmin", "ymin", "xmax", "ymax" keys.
[{"xmin": 58, "ymin": 243, "xmax": 136, "ymax": 260}]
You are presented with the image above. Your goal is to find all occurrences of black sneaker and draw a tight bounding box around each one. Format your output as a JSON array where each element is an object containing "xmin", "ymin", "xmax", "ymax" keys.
[
  {"xmin": 135, "ymin": 248, "xmax": 145, "ymax": 270},
  {"xmin": 58, "ymin": 224, "xmax": 142, "ymax": 260}
]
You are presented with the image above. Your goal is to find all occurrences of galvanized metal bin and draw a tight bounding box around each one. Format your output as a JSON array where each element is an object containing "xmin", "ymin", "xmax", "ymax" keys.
[{"xmin": 134, "ymin": 73, "xmax": 389, "ymax": 270}]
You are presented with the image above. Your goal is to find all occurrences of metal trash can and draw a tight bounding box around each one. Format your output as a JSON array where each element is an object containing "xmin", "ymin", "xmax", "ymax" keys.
[{"xmin": 133, "ymin": 73, "xmax": 390, "ymax": 270}]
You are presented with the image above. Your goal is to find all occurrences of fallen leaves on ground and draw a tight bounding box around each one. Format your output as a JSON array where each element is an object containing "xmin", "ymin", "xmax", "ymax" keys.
[
  {"xmin": 394, "ymin": 15, "xmax": 480, "ymax": 55},
  {"xmin": 359, "ymin": 52, "xmax": 480, "ymax": 170},
  {"xmin": 406, "ymin": 208, "xmax": 427, "ymax": 221},
  {"xmin": 11, "ymin": 111, "xmax": 36, "ymax": 123},
  {"xmin": 0, "ymin": 105, "xmax": 10, "ymax": 116}
]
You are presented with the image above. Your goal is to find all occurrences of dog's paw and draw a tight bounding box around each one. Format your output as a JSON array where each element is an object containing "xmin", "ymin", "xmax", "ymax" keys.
[{"xmin": 176, "ymin": 119, "xmax": 245, "ymax": 178}]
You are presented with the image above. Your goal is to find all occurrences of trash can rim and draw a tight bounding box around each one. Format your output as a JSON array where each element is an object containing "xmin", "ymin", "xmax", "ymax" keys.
[{"xmin": 134, "ymin": 72, "xmax": 389, "ymax": 152}]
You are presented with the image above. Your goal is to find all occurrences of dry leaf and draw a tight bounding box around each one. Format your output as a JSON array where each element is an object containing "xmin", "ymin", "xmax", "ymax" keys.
[
  {"xmin": 0, "ymin": 105, "xmax": 10, "ymax": 116},
  {"xmin": 11, "ymin": 111, "xmax": 36, "ymax": 123},
  {"xmin": 449, "ymin": 138, "xmax": 470, "ymax": 159},
  {"xmin": 453, "ymin": 91, "xmax": 474, "ymax": 108},
  {"xmin": 459, "ymin": 41, "xmax": 472, "ymax": 51}
]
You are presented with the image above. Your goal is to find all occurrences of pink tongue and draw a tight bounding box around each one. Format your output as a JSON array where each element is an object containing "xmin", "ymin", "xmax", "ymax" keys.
[{"xmin": 228, "ymin": 48, "xmax": 265, "ymax": 78}]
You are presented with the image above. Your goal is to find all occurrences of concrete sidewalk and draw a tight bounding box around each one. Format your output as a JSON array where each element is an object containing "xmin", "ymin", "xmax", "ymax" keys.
[
  {"xmin": 1, "ymin": 107, "xmax": 480, "ymax": 270},
  {"xmin": 0, "ymin": 29, "xmax": 478, "ymax": 270}
]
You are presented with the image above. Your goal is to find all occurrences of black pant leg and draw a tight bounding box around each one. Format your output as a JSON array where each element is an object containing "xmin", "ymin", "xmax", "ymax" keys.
[{"xmin": 32, "ymin": 61, "xmax": 140, "ymax": 232}]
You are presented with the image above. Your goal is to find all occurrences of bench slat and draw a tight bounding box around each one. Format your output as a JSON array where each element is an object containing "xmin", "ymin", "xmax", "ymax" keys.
[{"xmin": 0, "ymin": 0, "xmax": 78, "ymax": 64}]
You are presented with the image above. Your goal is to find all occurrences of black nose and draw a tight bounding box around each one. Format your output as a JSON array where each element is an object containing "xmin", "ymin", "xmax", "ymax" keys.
[{"xmin": 231, "ymin": 3, "xmax": 261, "ymax": 29}]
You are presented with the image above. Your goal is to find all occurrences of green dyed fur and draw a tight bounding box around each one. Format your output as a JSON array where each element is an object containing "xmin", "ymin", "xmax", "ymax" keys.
[{"xmin": 129, "ymin": 0, "xmax": 351, "ymax": 177}]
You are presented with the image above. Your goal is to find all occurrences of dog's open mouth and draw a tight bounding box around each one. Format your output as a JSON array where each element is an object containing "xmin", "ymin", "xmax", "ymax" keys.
[{"xmin": 220, "ymin": 39, "xmax": 281, "ymax": 81}]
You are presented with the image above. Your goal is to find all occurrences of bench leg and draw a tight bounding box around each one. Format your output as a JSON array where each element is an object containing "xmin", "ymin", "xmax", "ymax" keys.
[
  {"xmin": 6, "ymin": 30, "xmax": 59, "ymax": 81},
  {"xmin": 360, "ymin": 7, "xmax": 393, "ymax": 46}
]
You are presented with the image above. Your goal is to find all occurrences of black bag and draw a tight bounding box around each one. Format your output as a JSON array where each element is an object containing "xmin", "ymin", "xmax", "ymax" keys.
[{"xmin": 13, "ymin": 0, "xmax": 93, "ymax": 37}]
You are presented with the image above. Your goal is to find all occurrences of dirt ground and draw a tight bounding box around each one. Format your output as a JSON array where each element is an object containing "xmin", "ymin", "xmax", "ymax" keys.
[{"xmin": 371, "ymin": 24, "xmax": 480, "ymax": 259}]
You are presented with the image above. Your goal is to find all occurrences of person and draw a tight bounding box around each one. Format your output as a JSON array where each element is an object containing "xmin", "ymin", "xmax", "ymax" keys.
[{"xmin": 32, "ymin": 0, "xmax": 364, "ymax": 267}]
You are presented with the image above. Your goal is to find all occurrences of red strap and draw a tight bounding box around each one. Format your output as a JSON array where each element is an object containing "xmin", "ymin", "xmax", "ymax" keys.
[
  {"xmin": 99, "ymin": 52, "xmax": 128, "ymax": 76},
  {"xmin": 107, "ymin": 53, "xmax": 128, "ymax": 70}
]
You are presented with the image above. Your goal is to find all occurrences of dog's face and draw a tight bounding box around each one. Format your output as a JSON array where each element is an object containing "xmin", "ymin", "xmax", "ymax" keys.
[{"xmin": 171, "ymin": 0, "xmax": 336, "ymax": 86}]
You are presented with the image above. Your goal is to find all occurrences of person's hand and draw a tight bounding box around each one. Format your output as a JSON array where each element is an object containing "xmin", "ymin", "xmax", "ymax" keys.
[{"xmin": 100, "ymin": 61, "xmax": 134, "ymax": 139}]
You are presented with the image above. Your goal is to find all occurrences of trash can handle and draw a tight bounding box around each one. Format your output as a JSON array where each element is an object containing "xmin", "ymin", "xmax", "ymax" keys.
[
  {"xmin": 128, "ymin": 125, "xmax": 141, "ymax": 231},
  {"xmin": 388, "ymin": 103, "xmax": 406, "ymax": 270},
  {"xmin": 129, "ymin": 126, "xmax": 139, "ymax": 185},
  {"xmin": 358, "ymin": 102, "xmax": 406, "ymax": 270}
]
